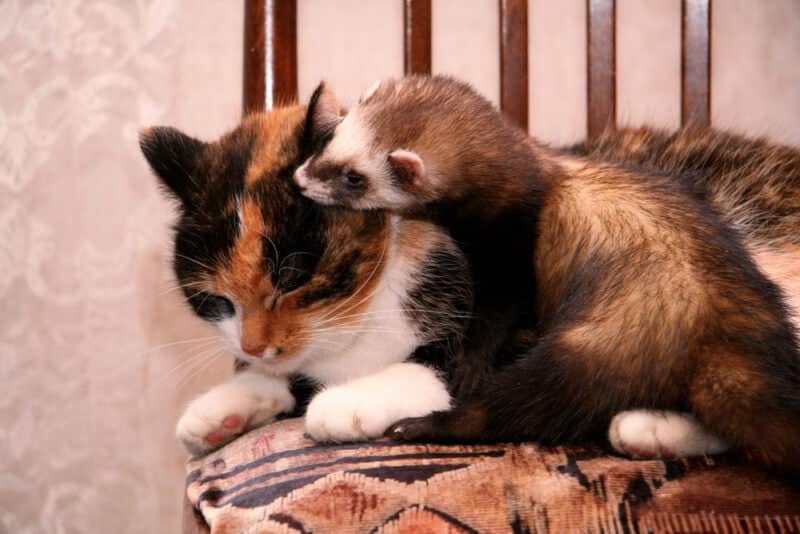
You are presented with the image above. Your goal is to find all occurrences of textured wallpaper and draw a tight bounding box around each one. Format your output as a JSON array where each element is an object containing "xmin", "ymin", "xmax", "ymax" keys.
[
  {"xmin": 1, "ymin": 1, "xmax": 798, "ymax": 533},
  {"xmin": 0, "ymin": 1, "xmax": 242, "ymax": 532}
]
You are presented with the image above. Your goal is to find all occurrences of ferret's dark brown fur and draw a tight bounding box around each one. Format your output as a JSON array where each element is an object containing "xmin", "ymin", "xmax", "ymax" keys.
[{"xmin": 299, "ymin": 76, "xmax": 800, "ymax": 471}]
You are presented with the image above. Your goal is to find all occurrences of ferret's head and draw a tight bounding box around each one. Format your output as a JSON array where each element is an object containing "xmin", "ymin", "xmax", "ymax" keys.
[{"xmin": 294, "ymin": 76, "xmax": 496, "ymax": 211}]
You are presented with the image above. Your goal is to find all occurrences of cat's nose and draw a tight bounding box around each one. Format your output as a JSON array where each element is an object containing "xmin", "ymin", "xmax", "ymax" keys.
[{"xmin": 241, "ymin": 340, "xmax": 268, "ymax": 357}]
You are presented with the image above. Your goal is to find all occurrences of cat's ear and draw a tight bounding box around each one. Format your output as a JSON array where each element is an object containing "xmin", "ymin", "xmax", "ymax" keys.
[
  {"xmin": 139, "ymin": 126, "xmax": 206, "ymax": 205},
  {"xmin": 305, "ymin": 81, "xmax": 341, "ymax": 146},
  {"xmin": 388, "ymin": 149, "xmax": 427, "ymax": 191}
]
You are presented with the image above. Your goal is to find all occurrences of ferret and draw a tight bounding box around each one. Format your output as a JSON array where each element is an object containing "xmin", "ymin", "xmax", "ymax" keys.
[{"xmin": 293, "ymin": 75, "xmax": 800, "ymax": 470}]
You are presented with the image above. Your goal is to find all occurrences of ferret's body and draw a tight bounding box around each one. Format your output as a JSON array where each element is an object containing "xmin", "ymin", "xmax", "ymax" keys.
[{"xmin": 295, "ymin": 76, "xmax": 800, "ymax": 470}]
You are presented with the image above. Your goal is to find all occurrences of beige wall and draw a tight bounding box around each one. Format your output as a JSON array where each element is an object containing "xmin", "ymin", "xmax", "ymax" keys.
[
  {"xmin": 299, "ymin": 0, "xmax": 800, "ymax": 145},
  {"xmin": 1, "ymin": 1, "xmax": 798, "ymax": 533}
]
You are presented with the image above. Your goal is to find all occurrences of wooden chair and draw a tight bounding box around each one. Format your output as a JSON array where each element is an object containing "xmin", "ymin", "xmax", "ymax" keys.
[{"xmin": 241, "ymin": 0, "xmax": 711, "ymax": 134}]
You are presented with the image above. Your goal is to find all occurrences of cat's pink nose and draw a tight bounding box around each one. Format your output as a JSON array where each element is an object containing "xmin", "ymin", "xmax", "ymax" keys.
[{"xmin": 241, "ymin": 340, "xmax": 268, "ymax": 357}]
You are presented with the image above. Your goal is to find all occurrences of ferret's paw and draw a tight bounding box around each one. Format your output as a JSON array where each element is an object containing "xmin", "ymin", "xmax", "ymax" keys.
[
  {"xmin": 609, "ymin": 409, "xmax": 727, "ymax": 459},
  {"xmin": 176, "ymin": 374, "xmax": 293, "ymax": 456},
  {"xmin": 304, "ymin": 386, "xmax": 395, "ymax": 443}
]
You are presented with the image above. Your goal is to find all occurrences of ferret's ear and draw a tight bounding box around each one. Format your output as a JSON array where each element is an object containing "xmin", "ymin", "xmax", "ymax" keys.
[
  {"xmin": 388, "ymin": 149, "xmax": 427, "ymax": 190},
  {"xmin": 139, "ymin": 126, "xmax": 206, "ymax": 206},
  {"xmin": 305, "ymin": 81, "xmax": 341, "ymax": 146}
]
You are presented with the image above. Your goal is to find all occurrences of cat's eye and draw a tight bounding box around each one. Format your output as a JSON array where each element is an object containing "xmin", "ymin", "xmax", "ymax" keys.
[
  {"xmin": 345, "ymin": 171, "xmax": 365, "ymax": 187},
  {"xmin": 187, "ymin": 291, "xmax": 235, "ymax": 321}
]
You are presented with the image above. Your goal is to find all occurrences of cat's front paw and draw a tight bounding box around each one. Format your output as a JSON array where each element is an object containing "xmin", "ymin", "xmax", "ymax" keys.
[
  {"xmin": 609, "ymin": 409, "xmax": 727, "ymax": 459},
  {"xmin": 304, "ymin": 362, "xmax": 451, "ymax": 443},
  {"xmin": 304, "ymin": 386, "xmax": 396, "ymax": 442},
  {"xmin": 176, "ymin": 373, "xmax": 293, "ymax": 456}
]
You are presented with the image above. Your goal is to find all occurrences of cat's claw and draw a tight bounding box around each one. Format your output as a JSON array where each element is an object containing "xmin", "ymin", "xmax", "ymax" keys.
[{"xmin": 385, "ymin": 416, "xmax": 436, "ymax": 441}]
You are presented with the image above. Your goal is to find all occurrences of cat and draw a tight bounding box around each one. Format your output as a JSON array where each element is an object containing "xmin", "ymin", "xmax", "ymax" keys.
[
  {"xmin": 139, "ymin": 100, "xmax": 472, "ymax": 455},
  {"xmin": 294, "ymin": 75, "xmax": 800, "ymax": 470}
]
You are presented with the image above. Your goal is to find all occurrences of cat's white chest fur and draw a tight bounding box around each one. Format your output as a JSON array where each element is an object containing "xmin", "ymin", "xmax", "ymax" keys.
[{"xmin": 302, "ymin": 245, "xmax": 421, "ymax": 385}]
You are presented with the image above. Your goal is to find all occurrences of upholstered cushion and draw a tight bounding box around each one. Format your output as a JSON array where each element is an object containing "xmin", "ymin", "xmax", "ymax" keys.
[{"xmin": 185, "ymin": 418, "xmax": 800, "ymax": 533}]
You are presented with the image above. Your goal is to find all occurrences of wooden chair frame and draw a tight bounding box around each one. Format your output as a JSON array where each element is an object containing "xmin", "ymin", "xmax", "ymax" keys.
[{"xmin": 242, "ymin": 0, "xmax": 711, "ymax": 134}]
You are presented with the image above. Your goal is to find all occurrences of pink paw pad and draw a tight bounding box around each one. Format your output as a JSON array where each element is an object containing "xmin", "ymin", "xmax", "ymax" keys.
[
  {"xmin": 204, "ymin": 415, "xmax": 245, "ymax": 444},
  {"xmin": 223, "ymin": 415, "xmax": 243, "ymax": 429}
]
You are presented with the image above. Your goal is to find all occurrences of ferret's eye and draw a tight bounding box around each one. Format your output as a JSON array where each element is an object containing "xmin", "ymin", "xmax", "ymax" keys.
[{"xmin": 345, "ymin": 171, "xmax": 365, "ymax": 187}]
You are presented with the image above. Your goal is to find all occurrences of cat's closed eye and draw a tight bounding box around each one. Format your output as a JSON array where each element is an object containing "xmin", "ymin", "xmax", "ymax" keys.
[{"xmin": 187, "ymin": 291, "xmax": 235, "ymax": 321}]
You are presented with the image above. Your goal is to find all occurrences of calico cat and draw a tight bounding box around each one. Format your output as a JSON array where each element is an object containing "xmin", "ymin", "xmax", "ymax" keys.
[
  {"xmin": 139, "ymin": 102, "xmax": 472, "ymax": 454},
  {"xmin": 294, "ymin": 75, "xmax": 800, "ymax": 470}
]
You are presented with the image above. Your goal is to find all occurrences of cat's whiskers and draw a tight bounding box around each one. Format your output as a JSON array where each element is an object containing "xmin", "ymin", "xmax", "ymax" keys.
[
  {"xmin": 131, "ymin": 335, "xmax": 220, "ymax": 359},
  {"xmin": 174, "ymin": 348, "xmax": 227, "ymax": 392},
  {"xmin": 313, "ymin": 308, "xmax": 473, "ymax": 327},
  {"xmin": 156, "ymin": 279, "xmax": 207, "ymax": 297},
  {"xmin": 303, "ymin": 325, "xmax": 414, "ymax": 336},
  {"xmin": 261, "ymin": 233, "xmax": 281, "ymax": 272},
  {"xmin": 278, "ymin": 250, "xmax": 317, "ymax": 271},
  {"xmin": 174, "ymin": 254, "xmax": 216, "ymax": 273},
  {"xmin": 305, "ymin": 337, "xmax": 348, "ymax": 350},
  {"xmin": 155, "ymin": 341, "xmax": 227, "ymax": 387},
  {"xmin": 318, "ymin": 240, "xmax": 388, "ymax": 322}
]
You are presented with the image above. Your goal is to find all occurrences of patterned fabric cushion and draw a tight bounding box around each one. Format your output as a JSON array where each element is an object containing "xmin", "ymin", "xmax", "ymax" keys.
[{"xmin": 185, "ymin": 418, "xmax": 800, "ymax": 533}]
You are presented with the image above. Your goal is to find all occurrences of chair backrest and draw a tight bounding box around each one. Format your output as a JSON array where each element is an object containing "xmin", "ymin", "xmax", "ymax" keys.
[{"xmin": 243, "ymin": 0, "xmax": 711, "ymax": 137}]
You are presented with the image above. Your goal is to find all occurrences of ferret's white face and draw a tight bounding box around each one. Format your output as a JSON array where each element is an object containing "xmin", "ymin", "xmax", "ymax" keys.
[
  {"xmin": 294, "ymin": 80, "xmax": 433, "ymax": 212},
  {"xmin": 295, "ymin": 110, "xmax": 417, "ymax": 211}
]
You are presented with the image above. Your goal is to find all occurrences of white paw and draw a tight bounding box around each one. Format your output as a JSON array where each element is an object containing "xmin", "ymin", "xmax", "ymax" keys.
[
  {"xmin": 305, "ymin": 362, "xmax": 450, "ymax": 443},
  {"xmin": 305, "ymin": 387, "xmax": 397, "ymax": 442},
  {"xmin": 609, "ymin": 410, "xmax": 727, "ymax": 459},
  {"xmin": 176, "ymin": 372, "xmax": 293, "ymax": 456}
]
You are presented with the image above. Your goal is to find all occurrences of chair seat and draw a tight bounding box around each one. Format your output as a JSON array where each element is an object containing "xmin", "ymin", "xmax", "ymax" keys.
[{"xmin": 185, "ymin": 418, "xmax": 800, "ymax": 533}]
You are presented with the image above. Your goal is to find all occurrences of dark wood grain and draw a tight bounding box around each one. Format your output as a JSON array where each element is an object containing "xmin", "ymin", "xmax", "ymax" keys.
[
  {"xmin": 682, "ymin": 0, "xmax": 711, "ymax": 127},
  {"xmin": 243, "ymin": 0, "xmax": 298, "ymax": 114},
  {"xmin": 499, "ymin": 0, "xmax": 529, "ymax": 130},
  {"xmin": 587, "ymin": 0, "xmax": 616, "ymax": 138},
  {"xmin": 404, "ymin": 0, "xmax": 432, "ymax": 75}
]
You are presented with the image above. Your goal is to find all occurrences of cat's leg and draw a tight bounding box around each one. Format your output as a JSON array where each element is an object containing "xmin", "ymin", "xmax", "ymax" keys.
[
  {"xmin": 176, "ymin": 370, "xmax": 294, "ymax": 455},
  {"xmin": 608, "ymin": 410, "xmax": 727, "ymax": 459},
  {"xmin": 304, "ymin": 362, "xmax": 450, "ymax": 442},
  {"xmin": 386, "ymin": 331, "xmax": 606, "ymax": 444}
]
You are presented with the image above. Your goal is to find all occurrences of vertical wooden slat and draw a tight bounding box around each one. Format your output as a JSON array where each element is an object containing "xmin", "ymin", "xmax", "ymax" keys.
[
  {"xmin": 587, "ymin": 0, "xmax": 616, "ymax": 138},
  {"xmin": 404, "ymin": 0, "xmax": 432, "ymax": 75},
  {"xmin": 499, "ymin": 0, "xmax": 529, "ymax": 130},
  {"xmin": 681, "ymin": 0, "xmax": 711, "ymax": 127},
  {"xmin": 243, "ymin": 0, "xmax": 297, "ymax": 114}
]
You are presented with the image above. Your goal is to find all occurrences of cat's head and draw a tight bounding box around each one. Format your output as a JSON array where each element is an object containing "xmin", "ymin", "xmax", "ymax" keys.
[{"xmin": 140, "ymin": 105, "xmax": 390, "ymax": 375}]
